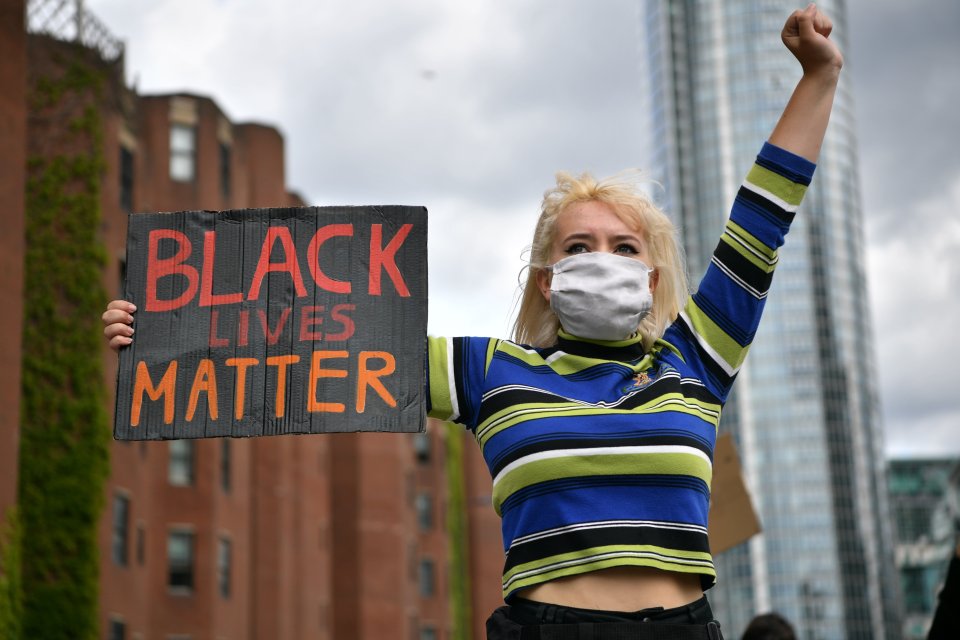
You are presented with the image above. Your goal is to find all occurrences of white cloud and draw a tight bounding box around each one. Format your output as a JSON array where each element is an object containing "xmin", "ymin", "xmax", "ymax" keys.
[
  {"xmin": 425, "ymin": 196, "xmax": 538, "ymax": 338},
  {"xmin": 867, "ymin": 173, "xmax": 960, "ymax": 456},
  {"xmin": 885, "ymin": 409, "xmax": 960, "ymax": 459}
]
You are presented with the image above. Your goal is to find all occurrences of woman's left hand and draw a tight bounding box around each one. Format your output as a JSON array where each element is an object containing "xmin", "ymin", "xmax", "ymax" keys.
[{"xmin": 782, "ymin": 3, "xmax": 843, "ymax": 76}]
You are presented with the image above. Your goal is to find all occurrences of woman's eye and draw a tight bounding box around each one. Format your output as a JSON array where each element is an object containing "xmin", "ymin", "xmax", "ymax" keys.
[
  {"xmin": 615, "ymin": 244, "xmax": 639, "ymax": 255},
  {"xmin": 564, "ymin": 243, "xmax": 588, "ymax": 254}
]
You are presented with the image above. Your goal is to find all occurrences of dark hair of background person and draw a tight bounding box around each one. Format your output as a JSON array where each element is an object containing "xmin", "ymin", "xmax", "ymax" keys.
[
  {"xmin": 741, "ymin": 612, "xmax": 797, "ymax": 640},
  {"xmin": 927, "ymin": 535, "xmax": 960, "ymax": 640}
]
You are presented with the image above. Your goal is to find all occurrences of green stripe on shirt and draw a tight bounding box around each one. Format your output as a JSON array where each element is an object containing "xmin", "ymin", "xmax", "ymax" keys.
[{"xmin": 746, "ymin": 164, "xmax": 808, "ymax": 206}]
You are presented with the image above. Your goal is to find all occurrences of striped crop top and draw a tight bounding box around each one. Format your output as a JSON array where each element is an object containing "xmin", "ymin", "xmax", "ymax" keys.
[{"xmin": 426, "ymin": 142, "xmax": 815, "ymax": 601}]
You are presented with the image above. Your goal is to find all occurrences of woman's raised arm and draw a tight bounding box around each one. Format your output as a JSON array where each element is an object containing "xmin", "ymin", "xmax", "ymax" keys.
[{"xmin": 768, "ymin": 3, "xmax": 843, "ymax": 162}]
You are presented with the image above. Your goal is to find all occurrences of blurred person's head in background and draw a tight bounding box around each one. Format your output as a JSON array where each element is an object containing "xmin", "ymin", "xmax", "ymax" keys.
[{"xmin": 741, "ymin": 612, "xmax": 796, "ymax": 640}]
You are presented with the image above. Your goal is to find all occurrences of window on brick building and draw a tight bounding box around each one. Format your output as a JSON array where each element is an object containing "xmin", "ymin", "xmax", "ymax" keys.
[
  {"xmin": 120, "ymin": 145, "xmax": 134, "ymax": 211},
  {"xmin": 220, "ymin": 439, "xmax": 231, "ymax": 494},
  {"xmin": 167, "ymin": 530, "xmax": 194, "ymax": 591},
  {"xmin": 169, "ymin": 123, "xmax": 196, "ymax": 182},
  {"xmin": 418, "ymin": 558, "xmax": 435, "ymax": 597},
  {"xmin": 420, "ymin": 626, "xmax": 438, "ymax": 640},
  {"xmin": 416, "ymin": 492, "xmax": 433, "ymax": 531},
  {"xmin": 414, "ymin": 432, "xmax": 431, "ymax": 463},
  {"xmin": 112, "ymin": 493, "xmax": 129, "ymax": 566},
  {"xmin": 168, "ymin": 440, "xmax": 194, "ymax": 487},
  {"xmin": 217, "ymin": 536, "xmax": 232, "ymax": 599},
  {"xmin": 108, "ymin": 617, "xmax": 126, "ymax": 640}
]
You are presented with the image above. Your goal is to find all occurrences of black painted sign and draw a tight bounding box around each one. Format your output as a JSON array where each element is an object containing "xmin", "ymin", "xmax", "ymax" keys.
[{"xmin": 114, "ymin": 206, "xmax": 427, "ymax": 440}]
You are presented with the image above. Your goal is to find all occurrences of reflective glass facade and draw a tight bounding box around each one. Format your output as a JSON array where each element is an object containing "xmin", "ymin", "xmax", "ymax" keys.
[
  {"xmin": 641, "ymin": 2, "xmax": 900, "ymax": 638},
  {"xmin": 888, "ymin": 459, "xmax": 959, "ymax": 639}
]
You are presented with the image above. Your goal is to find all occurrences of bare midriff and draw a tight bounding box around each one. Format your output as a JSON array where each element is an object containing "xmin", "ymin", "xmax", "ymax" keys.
[{"xmin": 516, "ymin": 566, "xmax": 704, "ymax": 611}]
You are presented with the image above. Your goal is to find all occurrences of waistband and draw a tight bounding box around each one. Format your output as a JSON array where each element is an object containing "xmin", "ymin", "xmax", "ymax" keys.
[
  {"xmin": 517, "ymin": 620, "xmax": 723, "ymax": 640},
  {"xmin": 488, "ymin": 596, "xmax": 724, "ymax": 640},
  {"xmin": 508, "ymin": 595, "xmax": 714, "ymax": 625}
]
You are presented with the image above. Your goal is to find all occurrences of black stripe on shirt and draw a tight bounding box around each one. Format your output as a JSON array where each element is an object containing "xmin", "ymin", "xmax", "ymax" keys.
[
  {"xmin": 736, "ymin": 187, "xmax": 795, "ymax": 230},
  {"xmin": 476, "ymin": 387, "xmax": 568, "ymax": 427},
  {"xmin": 452, "ymin": 338, "xmax": 469, "ymax": 423},
  {"xmin": 503, "ymin": 520, "xmax": 711, "ymax": 573},
  {"xmin": 713, "ymin": 239, "xmax": 774, "ymax": 299},
  {"xmin": 554, "ymin": 336, "xmax": 647, "ymax": 362},
  {"xmin": 755, "ymin": 155, "xmax": 812, "ymax": 186}
]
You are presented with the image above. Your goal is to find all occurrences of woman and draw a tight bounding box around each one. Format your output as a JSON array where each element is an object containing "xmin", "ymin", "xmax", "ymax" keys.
[{"xmin": 105, "ymin": 5, "xmax": 842, "ymax": 638}]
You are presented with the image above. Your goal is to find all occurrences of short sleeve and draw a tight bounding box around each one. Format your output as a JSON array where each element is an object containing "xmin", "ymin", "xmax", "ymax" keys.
[{"xmin": 426, "ymin": 336, "xmax": 498, "ymax": 429}]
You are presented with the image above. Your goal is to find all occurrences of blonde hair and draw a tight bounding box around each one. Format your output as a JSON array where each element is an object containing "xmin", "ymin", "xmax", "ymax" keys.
[{"xmin": 512, "ymin": 170, "xmax": 688, "ymax": 351}]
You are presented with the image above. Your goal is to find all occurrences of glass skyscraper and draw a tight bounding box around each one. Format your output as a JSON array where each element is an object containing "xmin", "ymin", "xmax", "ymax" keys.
[{"xmin": 640, "ymin": 2, "xmax": 901, "ymax": 638}]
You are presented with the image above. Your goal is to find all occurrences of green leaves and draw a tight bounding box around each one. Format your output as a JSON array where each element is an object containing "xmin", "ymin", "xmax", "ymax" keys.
[{"xmin": 19, "ymin": 51, "xmax": 111, "ymax": 640}]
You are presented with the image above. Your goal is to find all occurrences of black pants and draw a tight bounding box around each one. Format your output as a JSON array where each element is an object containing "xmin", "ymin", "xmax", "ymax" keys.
[{"xmin": 486, "ymin": 595, "xmax": 724, "ymax": 639}]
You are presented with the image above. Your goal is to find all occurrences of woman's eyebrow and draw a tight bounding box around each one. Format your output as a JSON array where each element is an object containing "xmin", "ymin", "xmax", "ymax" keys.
[
  {"xmin": 559, "ymin": 232, "xmax": 594, "ymax": 242},
  {"xmin": 559, "ymin": 232, "xmax": 643, "ymax": 243}
]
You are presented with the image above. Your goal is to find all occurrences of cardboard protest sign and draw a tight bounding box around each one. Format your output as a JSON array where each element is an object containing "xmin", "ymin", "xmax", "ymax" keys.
[
  {"xmin": 114, "ymin": 206, "xmax": 427, "ymax": 440},
  {"xmin": 707, "ymin": 432, "xmax": 762, "ymax": 554}
]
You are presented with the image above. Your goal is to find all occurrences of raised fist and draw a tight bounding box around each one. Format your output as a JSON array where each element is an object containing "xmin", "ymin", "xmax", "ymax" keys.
[{"xmin": 782, "ymin": 3, "xmax": 843, "ymax": 74}]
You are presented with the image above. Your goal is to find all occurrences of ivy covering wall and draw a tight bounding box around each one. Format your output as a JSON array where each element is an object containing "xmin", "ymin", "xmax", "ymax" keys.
[
  {"xmin": 0, "ymin": 508, "xmax": 22, "ymax": 640},
  {"xmin": 445, "ymin": 422, "xmax": 473, "ymax": 640},
  {"xmin": 19, "ymin": 45, "xmax": 112, "ymax": 640}
]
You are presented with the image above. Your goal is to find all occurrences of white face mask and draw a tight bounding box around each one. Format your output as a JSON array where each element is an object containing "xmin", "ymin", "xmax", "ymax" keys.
[{"xmin": 547, "ymin": 252, "xmax": 654, "ymax": 341}]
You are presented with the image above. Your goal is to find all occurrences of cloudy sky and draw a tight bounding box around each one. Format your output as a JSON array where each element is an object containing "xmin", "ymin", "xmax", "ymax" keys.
[{"xmin": 79, "ymin": 0, "xmax": 958, "ymax": 458}]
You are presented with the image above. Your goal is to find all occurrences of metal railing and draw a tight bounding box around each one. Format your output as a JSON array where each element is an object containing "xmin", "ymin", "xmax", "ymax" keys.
[{"xmin": 26, "ymin": 0, "xmax": 125, "ymax": 63}]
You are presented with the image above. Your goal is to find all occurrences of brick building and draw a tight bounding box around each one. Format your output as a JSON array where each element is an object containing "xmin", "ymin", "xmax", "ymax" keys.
[
  {"xmin": 8, "ymin": 1, "xmax": 503, "ymax": 638},
  {"xmin": 0, "ymin": 0, "xmax": 26, "ymax": 532}
]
